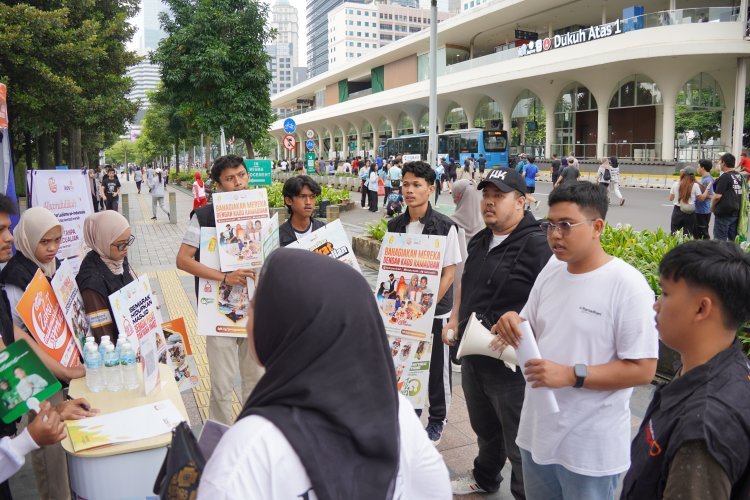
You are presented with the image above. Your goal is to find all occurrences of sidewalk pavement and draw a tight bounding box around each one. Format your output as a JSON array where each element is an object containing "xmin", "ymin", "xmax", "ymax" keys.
[{"xmin": 9, "ymin": 177, "xmax": 655, "ymax": 500}]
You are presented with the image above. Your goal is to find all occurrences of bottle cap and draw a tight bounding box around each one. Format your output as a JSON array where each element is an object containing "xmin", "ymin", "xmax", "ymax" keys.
[{"xmin": 105, "ymin": 344, "xmax": 115, "ymax": 352}]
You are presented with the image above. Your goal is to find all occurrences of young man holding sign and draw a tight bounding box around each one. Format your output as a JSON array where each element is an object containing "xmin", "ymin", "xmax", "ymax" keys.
[
  {"xmin": 493, "ymin": 182, "xmax": 658, "ymax": 499},
  {"xmin": 176, "ymin": 155, "xmax": 264, "ymax": 425},
  {"xmin": 383, "ymin": 161, "xmax": 462, "ymax": 444}
]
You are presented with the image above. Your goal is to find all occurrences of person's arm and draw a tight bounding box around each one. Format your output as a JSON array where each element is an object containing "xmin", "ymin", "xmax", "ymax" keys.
[
  {"xmin": 697, "ymin": 182, "xmax": 712, "ymax": 201},
  {"xmin": 175, "ymin": 243, "xmax": 254, "ymax": 287},
  {"xmin": 662, "ymin": 440, "xmax": 731, "ymax": 500},
  {"xmin": 56, "ymin": 398, "xmax": 98, "ymax": 420},
  {"xmin": 443, "ymin": 284, "xmax": 461, "ymax": 346},
  {"xmin": 435, "ymin": 264, "xmax": 455, "ymax": 304},
  {"xmin": 13, "ymin": 327, "xmax": 84, "ymax": 382}
]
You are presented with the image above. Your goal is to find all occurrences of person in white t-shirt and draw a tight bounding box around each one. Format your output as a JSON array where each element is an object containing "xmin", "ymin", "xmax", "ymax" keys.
[
  {"xmin": 493, "ymin": 181, "xmax": 658, "ymax": 500},
  {"xmin": 199, "ymin": 249, "xmax": 451, "ymax": 499}
]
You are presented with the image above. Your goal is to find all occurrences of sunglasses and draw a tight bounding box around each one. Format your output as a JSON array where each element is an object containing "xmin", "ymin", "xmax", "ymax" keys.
[{"xmin": 111, "ymin": 234, "xmax": 136, "ymax": 251}]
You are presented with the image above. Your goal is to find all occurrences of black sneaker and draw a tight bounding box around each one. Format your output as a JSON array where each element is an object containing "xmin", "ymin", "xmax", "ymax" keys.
[{"xmin": 425, "ymin": 422, "xmax": 443, "ymax": 446}]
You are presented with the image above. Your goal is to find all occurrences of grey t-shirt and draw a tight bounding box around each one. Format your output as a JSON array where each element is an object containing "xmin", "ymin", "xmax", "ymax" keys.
[{"xmin": 559, "ymin": 166, "xmax": 580, "ymax": 185}]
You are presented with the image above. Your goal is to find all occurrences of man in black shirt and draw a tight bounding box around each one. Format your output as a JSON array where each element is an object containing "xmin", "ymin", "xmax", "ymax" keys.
[
  {"xmin": 621, "ymin": 240, "xmax": 750, "ymax": 499},
  {"xmin": 443, "ymin": 168, "xmax": 551, "ymax": 498},
  {"xmin": 102, "ymin": 168, "xmax": 121, "ymax": 212},
  {"xmin": 550, "ymin": 153, "xmax": 561, "ymax": 185},
  {"xmin": 278, "ymin": 175, "xmax": 326, "ymax": 247},
  {"xmin": 711, "ymin": 153, "xmax": 743, "ymax": 241}
]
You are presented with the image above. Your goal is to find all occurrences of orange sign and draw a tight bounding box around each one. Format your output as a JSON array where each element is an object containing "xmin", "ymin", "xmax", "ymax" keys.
[
  {"xmin": 17, "ymin": 270, "xmax": 81, "ymax": 368},
  {"xmin": 0, "ymin": 83, "xmax": 7, "ymax": 129}
]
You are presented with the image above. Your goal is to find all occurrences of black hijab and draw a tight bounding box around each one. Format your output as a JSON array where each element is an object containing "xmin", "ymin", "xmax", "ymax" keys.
[{"xmin": 238, "ymin": 248, "xmax": 400, "ymax": 500}]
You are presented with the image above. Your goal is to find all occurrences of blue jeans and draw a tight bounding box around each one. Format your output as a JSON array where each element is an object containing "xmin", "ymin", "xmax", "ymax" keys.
[
  {"xmin": 713, "ymin": 215, "xmax": 738, "ymax": 241},
  {"xmin": 520, "ymin": 448, "xmax": 620, "ymax": 500}
]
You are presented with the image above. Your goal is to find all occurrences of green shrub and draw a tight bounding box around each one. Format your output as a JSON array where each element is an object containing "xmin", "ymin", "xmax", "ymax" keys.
[
  {"xmin": 366, "ymin": 218, "xmax": 388, "ymax": 241},
  {"xmin": 262, "ymin": 182, "xmax": 350, "ymax": 208}
]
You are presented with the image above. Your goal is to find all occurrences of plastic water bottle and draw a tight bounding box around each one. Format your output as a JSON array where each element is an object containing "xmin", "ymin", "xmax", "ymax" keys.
[
  {"xmin": 119, "ymin": 342, "xmax": 139, "ymax": 390},
  {"xmin": 99, "ymin": 335, "xmax": 111, "ymax": 358},
  {"xmin": 103, "ymin": 344, "xmax": 122, "ymax": 392},
  {"xmin": 85, "ymin": 344, "xmax": 104, "ymax": 393}
]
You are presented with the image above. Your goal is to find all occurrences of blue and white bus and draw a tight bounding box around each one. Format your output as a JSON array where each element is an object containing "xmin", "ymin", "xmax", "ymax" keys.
[{"xmin": 384, "ymin": 129, "xmax": 509, "ymax": 168}]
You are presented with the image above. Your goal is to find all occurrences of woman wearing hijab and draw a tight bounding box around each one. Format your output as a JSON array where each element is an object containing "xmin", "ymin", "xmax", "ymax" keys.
[
  {"xmin": 76, "ymin": 211, "xmax": 135, "ymax": 343},
  {"xmin": 199, "ymin": 249, "xmax": 450, "ymax": 499},
  {"xmin": 193, "ymin": 172, "xmax": 207, "ymax": 210}
]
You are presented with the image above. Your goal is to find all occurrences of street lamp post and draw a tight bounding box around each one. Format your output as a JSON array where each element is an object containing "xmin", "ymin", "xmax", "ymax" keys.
[{"xmin": 428, "ymin": 0, "xmax": 438, "ymax": 169}]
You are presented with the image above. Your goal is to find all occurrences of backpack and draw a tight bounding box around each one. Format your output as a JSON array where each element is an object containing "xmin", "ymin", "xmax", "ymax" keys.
[{"xmin": 603, "ymin": 169, "xmax": 611, "ymax": 182}]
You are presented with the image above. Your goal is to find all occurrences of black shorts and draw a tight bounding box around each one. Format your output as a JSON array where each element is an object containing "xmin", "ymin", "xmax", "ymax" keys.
[
  {"xmin": 527, "ymin": 186, "xmax": 535, "ymax": 193},
  {"xmin": 449, "ymin": 174, "xmax": 457, "ymax": 182},
  {"xmin": 478, "ymin": 167, "xmax": 485, "ymax": 173}
]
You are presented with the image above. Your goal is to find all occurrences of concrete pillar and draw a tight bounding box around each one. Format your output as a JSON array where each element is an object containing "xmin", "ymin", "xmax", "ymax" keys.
[
  {"xmin": 169, "ymin": 192, "xmax": 177, "ymax": 224},
  {"xmin": 661, "ymin": 99, "xmax": 677, "ymax": 161},
  {"xmin": 720, "ymin": 108, "xmax": 733, "ymax": 149},
  {"xmin": 465, "ymin": 109, "xmax": 476, "ymax": 129},
  {"xmin": 121, "ymin": 194, "xmax": 129, "ymax": 223},
  {"xmin": 601, "ymin": 5, "xmax": 606, "ymax": 24},
  {"xmin": 597, "ymin": 106, "xmax": 609, "ymax": 159},
  {"xmin": 437, "ymin": 117, "xmax": 445, "ymax": 133},
  {"xmin": 732, "ymin": 57, "xmax": 748, "ymax": 158},
  {"xmin": 318, "ymin": 131, "xmax": 324, "ymax": 155},
  {"xmin": 669, "ymin": 0, "xmax": 676, "ymax": 11},
  {"xmin": 545, "ymin": 109, "xmax": 555, "ymax": 159},
  {"xmin": 502, "ymin": 105, "xmax": 513, "ymax": 136}
]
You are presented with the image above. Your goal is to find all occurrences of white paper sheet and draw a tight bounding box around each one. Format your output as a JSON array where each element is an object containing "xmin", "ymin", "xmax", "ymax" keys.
[{"xmin": 518, "ymin": 321, "xmax": 560, "ymax": 414}]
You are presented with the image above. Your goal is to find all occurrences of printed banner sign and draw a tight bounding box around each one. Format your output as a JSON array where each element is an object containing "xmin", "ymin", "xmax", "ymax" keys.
[
  {"xmin": 27, "ymin": 170, "xmax": 94, "ymax": 259},
  {"xmin": 161, "ymin": 318, "xmax": 198, "ymax": 392},
  {"xmin": 245, "ymin": 159, "xmax": 272, "ymax": 186},
  {"xmin": 287, "ymin": 219, "xmax": 361, "ymax": 273},
  {"xmin": 16, "ymin": 270, "xmax": 81, "ymax": 368},
  {"xmin": 376, "ymin": 232, "xmax": 445, "ymax": 408},
  {"xmin": 0, "ymin": 340, "xmax": 62, "ymax": 423},
  {"xmin": 212, "ymin": 188, "xmax": 271, "ymax": 271},
  {"xmin": 198, "ymin": 228, "xmax": 250, "ymax": 337},
  {"xmin": 50, "ymin": 259, "xmax": 90, "ymax": 356},
  {"xmin": 109, "ymin": 276, "xmax": 170, "ymax": 395}
]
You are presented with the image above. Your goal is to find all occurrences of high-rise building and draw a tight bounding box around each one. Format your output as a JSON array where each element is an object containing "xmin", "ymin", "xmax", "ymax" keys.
[
  {"xmin": 328, "ymin": 2, "xmax": 453, "ymax": 69},
  {"xmin": 307, "ymin": 0, "xmax": 367, "ymax": 78},
  {"xmin": 267, "ymin": 0, "xmax": 306, "ymax": 97},
  {"xmin": 271, "ymin": 0, "xmax": 300, "ymax": 67},
  {"xmin": 126, "ymin": 56, "xmax": 161, "ymax": 124}
]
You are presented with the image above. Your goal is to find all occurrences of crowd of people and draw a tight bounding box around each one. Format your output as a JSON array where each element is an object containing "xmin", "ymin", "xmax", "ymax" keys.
[{"xmin": 0, "ymin": 151, "xmax": 747, "ymax": 499}]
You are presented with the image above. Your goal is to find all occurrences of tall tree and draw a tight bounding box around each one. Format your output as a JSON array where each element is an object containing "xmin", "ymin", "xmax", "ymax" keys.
[{"xmin": 153, "ymin": 0, "xmax": 274, "ymax": 158}]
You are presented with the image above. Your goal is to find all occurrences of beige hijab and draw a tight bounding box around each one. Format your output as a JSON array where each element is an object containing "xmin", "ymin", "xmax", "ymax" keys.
[
  {"xmin": 14, "ymin": 207, "xmax": 62, "ymax": 278},
  {"xmin": 84, "ymin": 211, "xmax": 131, "ymax": 275},
  {"xmin": 451, "ymin": 179, "xmax": 485, "ymax": 239}
]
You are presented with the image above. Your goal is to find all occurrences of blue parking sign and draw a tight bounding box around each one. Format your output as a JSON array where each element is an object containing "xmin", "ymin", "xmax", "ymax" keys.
[
  {"xmin": 306, "ymin": 140, "xmax": 316, "ymax": 151},
  {"xmin": 283, "ymin": 118, "xmax": 296, "ymax": 134}
]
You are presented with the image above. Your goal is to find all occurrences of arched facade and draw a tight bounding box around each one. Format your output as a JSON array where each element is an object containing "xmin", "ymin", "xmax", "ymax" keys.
[
  {"xmin": 418, "ymin": 112, "xmax": 429, "ymax": 133},
  {"xmin": 554, "ymin": 83, "xmax": 598, "ymax": 159},
  {"xmin": 607, "ymin": 74, "xmax": 663, "ymax": 160},
  {"xmin": 378, "ymin": 118, "xmax": 392, "ymax": 146},
  {"xmin": 444, "ymin": 104, "xmax": 468, "ymax": 130},
  {"xmin": 511, "ymin": 90, "xmax": 545, "ymax": 153},
  {"xmin": 397, "ymin": 114, "xmax": 415, "ymax": 136},
  {"xmin": 474, "ymin": 97, "xmax": 502, "ymax": 129}
]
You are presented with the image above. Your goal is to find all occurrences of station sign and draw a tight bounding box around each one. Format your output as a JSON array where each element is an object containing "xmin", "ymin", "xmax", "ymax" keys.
[
  {"xmin": 244, "ymin": 159, "xmax": 272, "ymax": 186},
  {"xmin": 305, "ymin": 152, "xmax": 316, "ymax": 175},
  {"xmin": 514, "ymin": 29, "xmax": 538, "ymax": 41},
  {"xmin": 518, "ymin": 19, "xmax": 623, "ymax": 57}
]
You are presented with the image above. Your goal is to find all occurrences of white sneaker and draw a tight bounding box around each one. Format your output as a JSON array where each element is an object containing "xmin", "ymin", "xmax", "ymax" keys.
[{"xmin": 451, "ymin": 476, "xmax": 488, "ymax": 495}]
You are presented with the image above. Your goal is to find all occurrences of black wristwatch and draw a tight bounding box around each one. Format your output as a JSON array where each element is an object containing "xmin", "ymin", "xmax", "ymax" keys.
[{"xmin": 573, "ymin": 364, "xmax": 588, "ymax": 388}]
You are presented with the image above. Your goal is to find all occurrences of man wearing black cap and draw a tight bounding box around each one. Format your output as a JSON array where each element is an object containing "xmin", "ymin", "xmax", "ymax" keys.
[{"xmin": 443, "ymin": 168, "xmax": 551, "ymax": 498}]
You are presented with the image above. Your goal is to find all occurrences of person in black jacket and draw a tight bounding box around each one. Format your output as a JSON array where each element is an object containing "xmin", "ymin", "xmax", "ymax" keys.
[
  {"xmin": 278, "ymin": 175, "xmax": 325, "ymax": 247},
  {"xmin": 383, "ymin": 161, "xmax": 462, "ymax": 445},
  {"xmin": 443, "ymin": 167, "xmax": 551, "ymax": 498}
]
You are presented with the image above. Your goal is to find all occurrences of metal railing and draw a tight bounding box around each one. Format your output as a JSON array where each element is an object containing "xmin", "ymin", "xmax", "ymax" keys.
[
  {"xmin": 348, "ymin": 88, "xmax": 373, "ymax": 100},
  {"xmin": 605, "ymin": 143, "xmax": 662, "ymax": 160},
  {"xmin": 550, "ymin": 143, "xmax": 598, "ymax": 160},
  {"xmin": 676, "ymin": 143, "xmax": 729, "ymax": 162}
]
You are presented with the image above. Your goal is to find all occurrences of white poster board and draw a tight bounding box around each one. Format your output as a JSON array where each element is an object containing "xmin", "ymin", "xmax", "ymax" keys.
[
  {"xmin": 50, "ymin": 259, "xmax": 90, "ymax": 356},
  {"xmin": 286, "ymin": 219, "xmax": 361, "ymax": 273},
  {"xmin": 212, "ymin": 189, "xmax": 271, "ymax": 271}
]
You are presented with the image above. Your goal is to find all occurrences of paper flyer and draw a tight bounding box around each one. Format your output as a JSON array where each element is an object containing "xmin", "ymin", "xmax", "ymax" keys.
[
  {"xmin": 376, "ymin": 232, "xmax": 446, "ymax": 408},
  {"xmin": 50, "ymin": 259, "xmax": 90, "ymax": 356},
  {"xmin": 27, "ymin": 169, "xmax": 94, "ymax": 259},
  {"xmin": 518, "ymin": 321, "xmax": 560, "ymax": 414},
  {"xmin": 16, "ymin": 270, "xmax": 82, "ymax": 368},
  {"xmin": 261, "ymin": 212, "xmax": 280, "ymax": 261},
  {"xmin": 212, "ymin": 188, "xmax": 271, "ymax": 271},
  {"xmin": 161, "ymin": 318, "xmax": 199, "ymax": 392},
  {"xmin": 109, "ymin": 276, "xmax": 171, "ymax": 395},
  {"xmin": 66, "ymin": 400, "xmax": 184, "ymax": 453},
  {"xmin": 287, "ymin": 219, "xmax": 362, "ymax": 273},
  {"xmin": 0, "ymin": 340, "xmax": 62, "ymax": 423},
  {"xmin": 198, "ymin": 228, "xmax": 249, "ymax": 337}
]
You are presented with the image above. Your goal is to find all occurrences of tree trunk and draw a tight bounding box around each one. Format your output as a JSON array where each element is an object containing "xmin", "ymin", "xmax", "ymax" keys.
[
  {"xmin": 24, "ymin": 133, "xmax": 33, "ymax": 171},
  {"xmin": 54, "ymin": 128, "xmax": 63, "ymax": 167},
  {"xmin": 174, "ymin": 137, "xmax": 180, "ymax": 173},
  {"xmin": 38, "ymin": 133, "xmax": 50, "ymax": 169},
  {"xmin": 73, "ymin": 128, "xmax": 83, "ymax": 169},
  {"xmin": 187, "ymin": 141, "xmax": 194, "ymax": 168},
  {"xmin": 245, "ymin": 138, "xmax": 254, "ymax": 159},
  {"xmin": 205, "ymin": 135, "xmax": 211, "ymax": 166}
]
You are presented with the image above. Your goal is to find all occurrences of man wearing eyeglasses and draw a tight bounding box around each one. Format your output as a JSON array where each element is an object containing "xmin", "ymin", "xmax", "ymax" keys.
[
  {"xmin": 443, "ymin": 167, "xmax": 551, "ymax": 497},
  {"xmin": 493, "ymin": 182, "xmax": 658, "ymax": 500},
  {"xmin": 278, "ymin": 175, "xmax": 325, "ymax": 247},
  {"xmin": 176, "ymin": 155, "xmax": 264, "ymax": 425}
]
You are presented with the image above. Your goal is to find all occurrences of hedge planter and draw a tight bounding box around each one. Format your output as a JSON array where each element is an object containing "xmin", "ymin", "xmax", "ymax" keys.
[{"xmin": 352, "ymin": 235, "xmax": 382, "ymax": 267}]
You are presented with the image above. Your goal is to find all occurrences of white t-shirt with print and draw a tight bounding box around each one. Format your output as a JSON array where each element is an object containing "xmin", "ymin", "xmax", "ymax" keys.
[
  {"xmin": 516, "ymin": 256, "xmax": 658, "ymax": 477},
  {"xmin": 197, "ymin": 393, "xmax": 451, "ymax": 500},
  {"xmin": 669, "ymin": 181, "xmax": 703, "ymax": 207}
]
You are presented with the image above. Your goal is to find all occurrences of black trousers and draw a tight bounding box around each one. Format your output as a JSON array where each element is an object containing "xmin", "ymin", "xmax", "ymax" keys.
[
  {"xmin": 462, "ymin": 356, "xmax": 526, "ymax": 498},
  {"xmin": 368, "ymin": 190, "xmax": 378, "ymax": 212},
  {"xmin": 360, "ymin": 181, "xmax": 367, "ymax": 207},
  {"xmin": 92, "ymin": 195, "xmax": 99, "ymax": 213},
  {"xmin": 427, "ymin": 318, "xmax": 451, "ymax": 425},
  {"xmin": 434, "ymin": 178, "xmax": 441, "ymax": 204},
  {"xmin": 670, "ymin": 206, "xmax": 695, "ymax": 236},
  {"xmin": 383, "ymin": 186, "xmax": 391, "ymax": 207},
  {"xmin": 695, "ymin": 212, "xmax": 711, "ymax": 239}
]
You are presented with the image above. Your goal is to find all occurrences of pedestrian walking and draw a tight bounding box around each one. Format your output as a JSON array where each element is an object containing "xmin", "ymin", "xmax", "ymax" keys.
[
  {"xmin": 134, "ymin": 167, "xmax": 143, "ymax": 194},
  {"xmin": 522, "ymin": 157, "xmax": 540, "ymax": 211},
  {"xmin": 668, "ymin": 167, "xmax": 701, "ymax": 236},
  {"xmin": 192, "ymin": 172, "xmax": 207, "ymax": 211},
  {"xmin": 694, "ymin": 159, "xmax": 714, "ymax": 239},
  {"xmin": 550, "ymin": 153, "xmax": 561, "ymax": 185},
  {"xmin": 711, "ymin": 153, "xmax": 743, "ymax": 241},
  {"xmin": 148, "ymin": 169, "xmax": 170, "ymax": 221},
  {"xmin": 89, "ymin": 169, "xmax": 102, "ymax": 213},
  {"xmin": 608, "ymin": 156, "xmax": 625, "ymax": 206},
  {"xmin": 368, "ymin": 164, "xmax": 379, "ymax": 212},
  {"xmin": 101, "ymin": 167, "xmax": 121, "ymax": 211}
]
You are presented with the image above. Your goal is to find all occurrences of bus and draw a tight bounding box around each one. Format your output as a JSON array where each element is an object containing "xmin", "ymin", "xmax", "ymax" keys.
[{"xmin": 383, "ymin": 129, "xmax": 509, "ymax": 168}]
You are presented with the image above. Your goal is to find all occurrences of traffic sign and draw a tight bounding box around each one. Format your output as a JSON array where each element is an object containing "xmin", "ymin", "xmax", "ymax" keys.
[
  {"xmin": 305, "ymin": 152, "xmax": 316, "ymax": 174},
  {"xmin": 244, "ymin": 159, "xmax": 272, "ymax": 186},
  {"xmin": 305, "ymin": 140, "xmax": 316, "ymax": 151},
  {"xmin": 283, "ymin": 118, "xmax": 296, "ymax": 134},
  {"xmin": 305, "ymin": 129, "xmax": 315, "ymax": 139},
  {"xmin": 283, "ymin": 134, "xmax": 297, "ymax": 151}
]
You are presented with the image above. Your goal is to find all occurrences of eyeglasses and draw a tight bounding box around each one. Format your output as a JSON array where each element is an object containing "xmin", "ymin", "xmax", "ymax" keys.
[
  {"xmin": 540, "ymin": 220, "xmax": 594, "ymax": 236},
  {"xmin": 111, "ymin": 235, "xmax": 135, "ymax": 251}
]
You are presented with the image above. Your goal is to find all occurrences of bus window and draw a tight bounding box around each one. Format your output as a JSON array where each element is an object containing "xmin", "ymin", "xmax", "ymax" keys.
[
  {"xmin": 483, "ymin": 131, "xmax": 508, "ymax": 152},
  {"xmin": 460, "ymin": 132, "xmax": 478, "ymax": 153}
]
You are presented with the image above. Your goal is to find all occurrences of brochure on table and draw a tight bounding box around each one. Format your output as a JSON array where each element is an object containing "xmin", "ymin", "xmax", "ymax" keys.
[
  {"xmin": 16, "ymin": 270, "xmax": 81, "ymax": 368},
  {"xmin": 109, "ymin": 276, "xmax": 171, "ymax": 395},
  {"xmin": 287, "ymin": 219, "xmax": 362, "ymax": 273},
  {"xmin": 161, "ymin": 318, "xmax": 198, "ymax": 392},
  {"xmin": 376, "ymin": 232, "xmax": 445, "ymax": 408},
  {"xmin": 50, "ymin": 259, "xmax": 91, "ymax": 356},
  {"xmin": 66, "ymin": 399, "xmax": 184, "ymax": 453},
  {"xmin": 27, "ymin": 169, "xmax": 94, "ymax": 259},
  {"xmin": 213, "ymin": 188, "xmax": 271, "ymax": 271},
  {"xmin": 0, "ymin": 340, "xmax": 62, "ymax": 423},
  {"xmin": 198, "ymin": 228, "xmax": 251, "ymax": 337}
]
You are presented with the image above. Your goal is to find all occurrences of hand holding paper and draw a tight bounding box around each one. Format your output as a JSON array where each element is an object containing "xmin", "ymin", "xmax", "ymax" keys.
[{"xmin": 517, "ymin": 321, "xmax": 560, "ymax": 414}]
